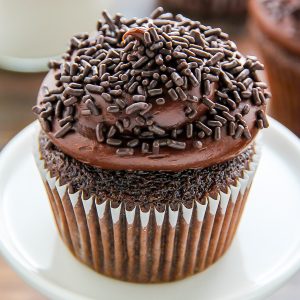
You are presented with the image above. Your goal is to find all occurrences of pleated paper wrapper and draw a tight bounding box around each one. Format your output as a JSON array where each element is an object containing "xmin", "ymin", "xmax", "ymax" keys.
[
  {"xmin": 34, "ymin": 144, "xmax": 260, "ymax": 283},
  {"xmin": 159, "ymin": 0, "xmax": 246, "ymax": 17}
]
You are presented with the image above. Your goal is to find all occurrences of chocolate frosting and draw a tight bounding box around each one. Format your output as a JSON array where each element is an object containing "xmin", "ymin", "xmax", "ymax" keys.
[
  {"xmin": 39, "ymin": 132, "xmax": 255, "ymax": 206},
  {"xmin": 37, "ymin": 70, "xmax": 262, "ymax": 171},
  {"xmin": 34, "ymin": 8, "xmax": 269, "ymax": 171},
  {"xmin": 250, "ymin": 0, "xmax": 300, "ymax": 56}
]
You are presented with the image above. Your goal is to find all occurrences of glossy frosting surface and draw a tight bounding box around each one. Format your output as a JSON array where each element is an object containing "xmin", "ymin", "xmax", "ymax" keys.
[
  {"xmin": 35, "ymin": 8, "xmax": 268, "ymax": 171},
  {"xmin": 37, "ymin": 71, "xmax": 263, "ymax": 171}
]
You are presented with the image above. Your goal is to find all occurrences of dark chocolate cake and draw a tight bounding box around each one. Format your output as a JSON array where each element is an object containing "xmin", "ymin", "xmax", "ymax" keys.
[
  {"xmin": 39, "ymin": 132, "xmax": 254, "ymax": 207},
  {"xmin": 33, "ymin": 7, "xmax": 269, "ymax": 282}
]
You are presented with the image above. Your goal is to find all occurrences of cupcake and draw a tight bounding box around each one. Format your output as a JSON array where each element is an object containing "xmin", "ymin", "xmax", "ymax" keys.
[
  {"xmin": 33, "ymin": 7, "xmax": 269, "ymax": 283},
  {"xmin": 159, "ymin": 0, "xmax": 247, "ymax": 20},
  {"xmin": 249, "ymin": 0, "xmax": 300, "ymax": 136}
]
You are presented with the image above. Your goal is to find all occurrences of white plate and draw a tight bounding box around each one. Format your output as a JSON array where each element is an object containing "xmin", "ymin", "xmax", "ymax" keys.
[{"xmin": 0, "ymin": 119, "xmax": 299, "ymax": 300}]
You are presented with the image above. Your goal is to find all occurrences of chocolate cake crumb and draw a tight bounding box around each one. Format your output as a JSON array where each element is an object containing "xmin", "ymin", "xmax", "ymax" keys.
[{"xmin": 39, "ymin": 133, "xmax": 255, "ymax": 207}]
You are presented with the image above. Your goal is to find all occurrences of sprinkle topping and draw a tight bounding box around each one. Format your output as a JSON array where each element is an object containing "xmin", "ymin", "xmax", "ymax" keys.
[{"xmin": 34, "ymin": 7, "xmax": 269, "ymax": 157}]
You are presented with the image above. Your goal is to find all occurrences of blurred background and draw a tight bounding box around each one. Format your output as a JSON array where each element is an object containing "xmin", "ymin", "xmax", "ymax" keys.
[{"xmin": 0, "ymin": 0, "xmax": 299, "ymax": 299}]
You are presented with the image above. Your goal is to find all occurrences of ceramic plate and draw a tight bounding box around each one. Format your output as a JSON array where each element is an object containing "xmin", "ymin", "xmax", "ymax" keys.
[{"xmin": 0, "ymin": 119, "xmax": 300, "ymax": 300}]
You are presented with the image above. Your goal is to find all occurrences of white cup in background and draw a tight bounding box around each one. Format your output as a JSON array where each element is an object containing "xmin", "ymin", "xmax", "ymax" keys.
[{"xmin": 0, "ymin": 0, "xmax": 115, "ymax": 72}]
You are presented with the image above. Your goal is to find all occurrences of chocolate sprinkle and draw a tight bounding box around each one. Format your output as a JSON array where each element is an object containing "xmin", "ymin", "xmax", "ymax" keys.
[
  {"xmin": 54, "ymin": 122, "xmax": 72, "ymax": 138},
  {"xmin": 35, "ymin": 7, "xmax": 269, "ymax": 155},
  {"xmin": 116, "ymin": 148, "xmax": 134, "ymax": 156}
]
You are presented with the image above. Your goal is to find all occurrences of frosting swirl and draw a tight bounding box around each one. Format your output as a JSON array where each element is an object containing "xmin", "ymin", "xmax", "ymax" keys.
[{"xmin": 34, "ymin": 8, "xmax": 269, "ymax": 171}]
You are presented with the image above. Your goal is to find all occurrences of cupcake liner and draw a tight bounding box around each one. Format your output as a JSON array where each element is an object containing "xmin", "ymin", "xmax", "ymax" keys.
[
  {"xmin": 250, "ymin": 23, "xmax": 300, "ymax": 136},
  {"xmin": 159, "ymin": 0, "xmax": 246, "ymax": 17},
  {"xmin": 34, "ymin": 143, "xmax": 260, "ymax": 283}
]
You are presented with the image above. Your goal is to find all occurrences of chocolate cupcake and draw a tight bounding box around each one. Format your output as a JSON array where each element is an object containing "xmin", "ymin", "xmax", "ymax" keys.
[
  {"xmin": 159, "ymin": 0, "xmax": 247, "ymax": 20},
  {"xmin": 249, "ymin": 0, "xmax": 300, "ymax": 136},
  {"xmin": 33, "ymin": 7, "xmax": 269, "ymax": 283}
]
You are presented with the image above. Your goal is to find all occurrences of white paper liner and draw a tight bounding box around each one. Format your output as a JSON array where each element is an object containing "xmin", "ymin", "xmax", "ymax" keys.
[{"xmin": 34, "ymin": 142, "xmax": 260, "ymax": 283}]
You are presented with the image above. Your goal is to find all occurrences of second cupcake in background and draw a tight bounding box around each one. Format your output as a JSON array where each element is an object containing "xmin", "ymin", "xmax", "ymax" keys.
[
  {"xmin": 33, "ymin": 7, "xmax": 269, "ymax": 283},
  {"xmin": 249, "ymin": 0, "xmax": 300, "ymax": 136},
  {"xmin": 159, "ymin": 0, "xmax": 247, "ymax": 20}
]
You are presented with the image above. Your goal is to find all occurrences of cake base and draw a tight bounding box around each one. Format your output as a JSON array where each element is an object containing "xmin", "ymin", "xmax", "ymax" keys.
[{"xmin": 36, "ymin": 137, "xmax": 259, "ymax": 283}]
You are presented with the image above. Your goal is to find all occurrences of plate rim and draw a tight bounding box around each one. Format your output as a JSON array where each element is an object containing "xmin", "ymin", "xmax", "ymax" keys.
[{"xmin": 0, "ymin": 118, "xmax": 300, "ymax": 300}]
